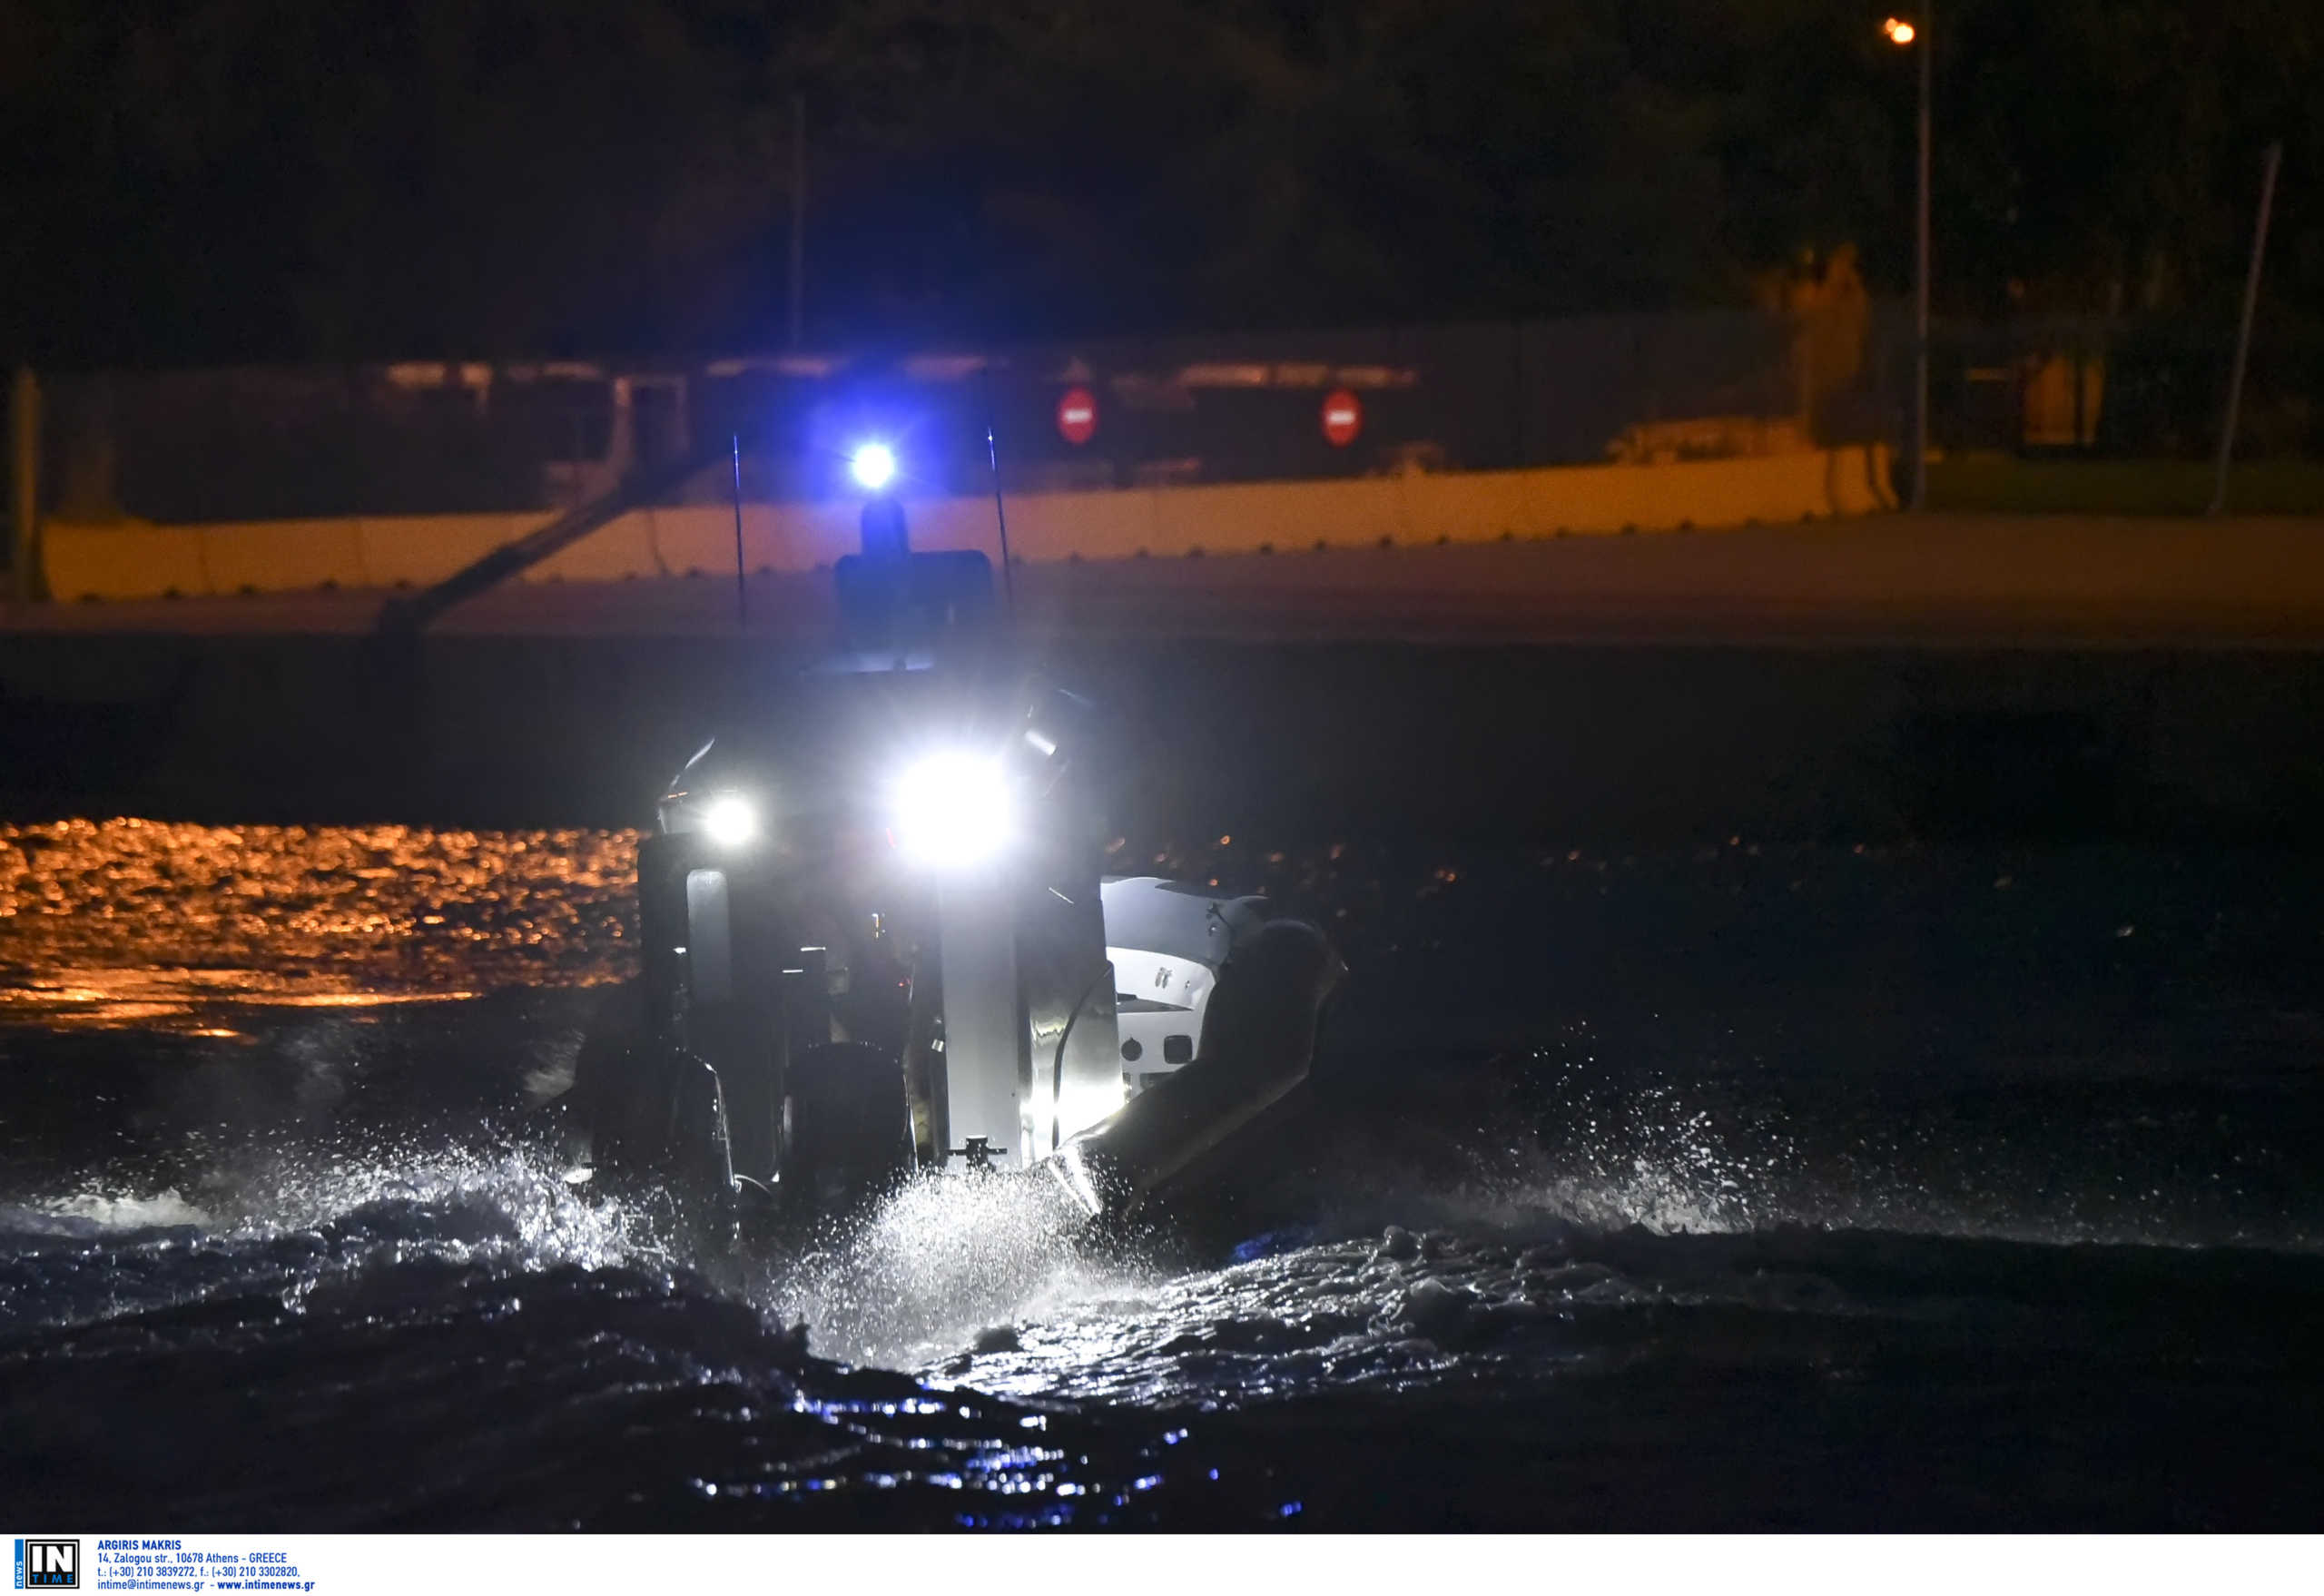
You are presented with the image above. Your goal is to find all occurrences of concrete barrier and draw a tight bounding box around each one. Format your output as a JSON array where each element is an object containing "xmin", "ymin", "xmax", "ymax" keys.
[
  {"xmin": 1001, "ymin": 489, "xmax": 1157, "ymax": 560},
  {"xmin": 1157, "ymin": 477, "xmax": 1410, "ymax": 553},
  {"xmin": 529, "ymin": 511, "xmax": 662, "ymax": 584},
  {"xmin": 42, "ymin": 445, "xmax": 1895, "ymax": 600},
  {"xmin": 202, "ymin": 518, "xmax": 371, "ymax": 593},
  {"xmin": 44, "ymin": 523, "xmax": 213, "ymax": 600},
  {"xmin": 359, "ymin": 514, "xmax": 536, "ymax": 590},
  {"xmin": 642, "ymin": 501, "xmax": 860, "ymax": 579}
]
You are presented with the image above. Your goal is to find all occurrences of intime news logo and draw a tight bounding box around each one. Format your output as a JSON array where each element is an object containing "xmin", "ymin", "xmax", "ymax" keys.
[{"xmin": 14, "ymin": 1540, "xmax": 79, "ymax": 1590}]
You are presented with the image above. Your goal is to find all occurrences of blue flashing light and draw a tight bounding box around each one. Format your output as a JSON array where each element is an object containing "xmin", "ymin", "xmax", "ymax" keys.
[{"xmin": 850, "ymin": 441, "xmax": 898, "ymax": 491}]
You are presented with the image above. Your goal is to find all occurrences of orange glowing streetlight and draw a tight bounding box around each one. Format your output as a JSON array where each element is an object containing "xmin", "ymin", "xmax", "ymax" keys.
[{"xmin": 1885, "ymin": 10, "xmax": 1931, "ymax": 510}]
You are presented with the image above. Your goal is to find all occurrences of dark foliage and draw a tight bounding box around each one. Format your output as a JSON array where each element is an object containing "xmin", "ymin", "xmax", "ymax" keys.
[{"xmin": 1, "ymin": 0, "xmax": 2317, "ymax": 365}]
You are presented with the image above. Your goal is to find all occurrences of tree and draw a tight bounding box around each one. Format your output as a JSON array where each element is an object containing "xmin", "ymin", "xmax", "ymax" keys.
[{"xmin": 1, "ymin": 0, "xmax": 2316, "ymax": 367}]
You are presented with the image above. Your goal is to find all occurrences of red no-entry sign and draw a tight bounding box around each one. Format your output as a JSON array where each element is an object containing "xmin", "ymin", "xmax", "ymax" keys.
[
  {"xmin": 1321, "ymin": 388, "xmax": 1363, "ymax": 447},
  {"xmin": 1056, "ymin": 386, "xmax": 1098, "ymax": 446}
]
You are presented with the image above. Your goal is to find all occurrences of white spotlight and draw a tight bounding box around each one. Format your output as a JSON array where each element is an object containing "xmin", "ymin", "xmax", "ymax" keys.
[
  {"xmin": 701, "ymin": 793, "xmax": 758, "ymax": 847},
  {"xmin": 892, "ymin": 751, "xmax": 1012, "ymax": 868}
]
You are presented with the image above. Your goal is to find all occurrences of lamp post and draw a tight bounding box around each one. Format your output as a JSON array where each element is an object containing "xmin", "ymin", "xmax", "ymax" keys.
[
  {"xmin": 788, "ymin": 94, "xmax": 807, "ymax": 350},
  {"xmin": 1885, "ymin": 12, "xmax": 1930, "ymax": 511}
]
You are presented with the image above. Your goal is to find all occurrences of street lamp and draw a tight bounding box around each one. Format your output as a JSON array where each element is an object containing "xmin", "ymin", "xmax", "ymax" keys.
[{"xmin": 1886, "ymin": 11, "xmax": 1931, "ymax": 511}]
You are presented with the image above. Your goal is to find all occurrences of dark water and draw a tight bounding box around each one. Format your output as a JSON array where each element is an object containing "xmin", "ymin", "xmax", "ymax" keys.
[{"xmin": 4, "ymin": 822, "xmax": 2322, "ymax": 1529}]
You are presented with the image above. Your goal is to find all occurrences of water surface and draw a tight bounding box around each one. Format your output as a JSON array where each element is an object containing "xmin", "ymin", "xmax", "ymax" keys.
[{"xmin": 4, "ymin": 821, "xmax": 2319, "ymax": 1529}]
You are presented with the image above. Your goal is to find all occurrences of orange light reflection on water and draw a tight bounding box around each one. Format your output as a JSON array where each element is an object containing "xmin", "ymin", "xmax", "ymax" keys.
[{"xmin": 0, "ymin": 820, "xmax": 640, "ymax": 1031}]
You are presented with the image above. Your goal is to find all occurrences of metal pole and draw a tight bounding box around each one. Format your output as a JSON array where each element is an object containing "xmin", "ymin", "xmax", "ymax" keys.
[
  {"xmin": 1912, "ymin": 4, "xmax": 1932, "ymax": 511},
  {"xmin": 982, "ymin": 369, "xmax": 1015, "ymax": 618},
  {"xmin": 730, "ymin": 433, "xmax": 748, "ymax": 629},
  {"xmin": 2210, "ymin": 142, "xmax": 2282, "ymax": 517},
  {"xmin": 788, "ymin": 94, "xmax": 806, "ymax": 350},
  {"xmin": 7, "ymin": 369, "xmax": 39, "ymax": 603}
]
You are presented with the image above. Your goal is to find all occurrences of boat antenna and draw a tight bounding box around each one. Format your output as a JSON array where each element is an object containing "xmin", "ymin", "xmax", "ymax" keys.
[
  {"xmin": 981, "ymin": 365, "xmax": 1016, "ymax": 619},
  {"xmin": 729, "ymin": 432, "xmax": 749, "ymax": 630}
]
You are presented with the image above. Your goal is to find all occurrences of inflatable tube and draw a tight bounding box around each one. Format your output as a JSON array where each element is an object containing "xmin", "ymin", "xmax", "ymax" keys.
[{"xmin": 1053, "ymin": 917, "xmax": 1341, "ymax": 1217}]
